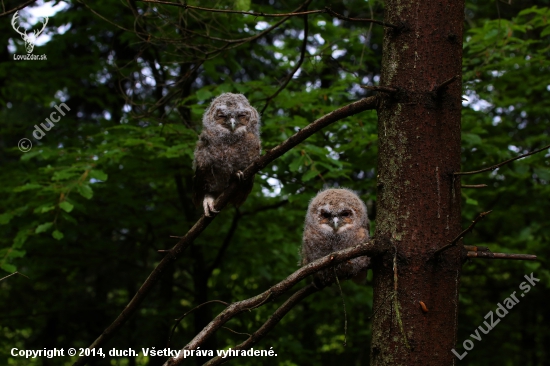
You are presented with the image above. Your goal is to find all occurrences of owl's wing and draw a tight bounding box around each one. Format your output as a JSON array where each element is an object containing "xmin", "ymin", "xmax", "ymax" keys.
[
  {"xmin": 192, "ymin": 135, "xmax": 212, "ymax": 207},
  {"xmin": 229, "ymin": 133, "xmax": 261, "ymax": 207}
]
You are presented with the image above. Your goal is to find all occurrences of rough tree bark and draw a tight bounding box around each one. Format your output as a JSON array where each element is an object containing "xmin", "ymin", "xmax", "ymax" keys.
[{"xmin": 371, "ymin": 1, "xmax": 465, "ymax": 365}]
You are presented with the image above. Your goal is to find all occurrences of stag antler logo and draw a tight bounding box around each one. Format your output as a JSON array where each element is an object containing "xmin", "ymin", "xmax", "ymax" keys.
[{"xmin": 11, "ymin": 11, "xmax": 48, "ymax": 54}]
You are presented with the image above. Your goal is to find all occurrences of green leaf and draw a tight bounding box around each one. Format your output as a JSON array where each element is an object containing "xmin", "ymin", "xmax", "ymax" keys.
[
  {"xmin": 302, "ymin": 169, "xmax": 319, "ymax": 182},
  {"xmin": 234, "ymin": 0, "xmax": 250, "ymax": 11},
  {"xmin": 52, "ymin": 169, "xmax": 80, "ymax": 181},
  {"xmin": 89, "ymin": 169, "xmax": 108, "ymax": 181},
  {"xmin": 52, "ymin": 230, "xmax": 64, "ymax": 240},
  {"xmin": 534, "ymin": 167, "xmax": 550, "ymax": 181},
  {"xmin": 35, "ymin": 222, "xmax": 53, "ymax": 233},
  {"xmin": 59, "ymin": 201, "xmax": 74, "ymax": 213},
  {"xmin": 8, "ymin": 249, "xmax": 26, "ymax": 259},
  {"xmin": 466, "ymin": 198, "xmax": 479, "ymax": 206},
  {"xmin": 196, "ymin": 89, "xmax": 213, "ymax": 101},
  {"xmin": 34, "ymin": 205, "xmax": 55, "ymax": 214},
  {"xmin": 0, "ymin": 213, "xmax": 13, "ymax": 225},
  {"xmin": 462, "ymin": 133, "xmax": 482, "ymax": 145},
  {"xmin": 0, "ymin": 263, "xmax": 17, "ymax": 273},
  {"xmin": 13, "ymin": 230, "xmax": 29, "ymax": 248},
  {"xmin": 13, "ymin": 183, "xmax": 42, "ymax": 192},
  {"xmin": 289, "ymin": 155, "xmax": 305, "ymax": 172},
  {"xmin": 77, "ymin": 184, "xmax": 93, "ymax": 199}
]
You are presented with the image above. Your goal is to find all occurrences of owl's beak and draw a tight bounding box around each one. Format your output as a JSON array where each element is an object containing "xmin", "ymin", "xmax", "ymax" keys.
[
  {"xmin": 230, "ymin": 118, "xmax": 236, "ymax": 131},
  {"xmin": 332, "ymin": 217, "xmax": 339, "ymax": 230}
]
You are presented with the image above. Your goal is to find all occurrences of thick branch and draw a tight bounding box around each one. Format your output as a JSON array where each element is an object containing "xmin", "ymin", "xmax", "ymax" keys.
[
  {"xmin": 455, "ymin": 143, "xmax": 550, "ymax": 176},
  {"xmin": 72, "ymin": 96, "xmax": 378, "ymax": 366},
  {"xmin": 163, "ymin": 240, "xmax": 379, "ymax": 366},
  {"xmin": 433, "ymin": 211, "xmax": 492, "ymax": 256},
  {"xmin": 203, "ymin": 284, "xmax": 319, "ymax": 366}
]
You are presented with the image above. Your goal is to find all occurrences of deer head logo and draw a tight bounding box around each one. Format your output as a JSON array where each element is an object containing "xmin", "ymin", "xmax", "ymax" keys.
[{"xmin": 11, "ymin": 11, "xmax": 48, "ymax": 54}]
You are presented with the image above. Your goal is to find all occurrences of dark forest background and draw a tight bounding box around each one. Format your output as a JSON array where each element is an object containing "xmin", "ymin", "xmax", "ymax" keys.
[{"xmin": 1, "ymin": 0, "xmax": 549, "ymax": 365}]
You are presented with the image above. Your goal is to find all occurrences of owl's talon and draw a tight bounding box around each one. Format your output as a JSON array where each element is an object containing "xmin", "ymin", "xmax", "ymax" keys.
[
  {"xmin": 203, "ymin": 196, "xmax": 219, "ymax": 217},
  {"xmin": 236, "ymin": 171, "xmax": 244, "ymax": 181}
]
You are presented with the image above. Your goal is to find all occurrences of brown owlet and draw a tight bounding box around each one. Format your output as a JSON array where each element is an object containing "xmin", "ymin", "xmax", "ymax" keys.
[
  {"xmin": 192, "ymin": 93, "xmax": 261, "ymax": 216},
  {"xmin": 301, "ymin": 188, "xmax": 370, "ymax": 287}
]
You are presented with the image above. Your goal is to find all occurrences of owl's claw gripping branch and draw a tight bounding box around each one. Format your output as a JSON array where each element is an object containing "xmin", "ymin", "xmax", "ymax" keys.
[
  {"xmin": 235, "ymin": 170, "xmax": 244, "ymax": 181},
  {"xmin": 203, "ymin": 196, "xmax": 219, "ymax": 217}
]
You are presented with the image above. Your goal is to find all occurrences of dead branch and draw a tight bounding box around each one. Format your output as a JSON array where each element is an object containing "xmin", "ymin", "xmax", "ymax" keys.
[
  {"xmin": 163, "ymin": 240, "xmax": 378, "ymax": 366},
  {"xmin": 454, "ymin": 143, "xmax": 550, "ymax": 176},
  {"xmin": 0, "ymin": 271, "xmax": 29, "ymax": 282},
  {"xmin": 137, "ymin": 1, "xmax": 398, "ymax": 28},
  {"xmin": 203, "ymin": 284, "xmax": 319, "ymax": 366},
  {"xmin": 433, "ymin": 211, "xmax": 492, "ymax": 256},
  {"xmin": 0, "ymin": 0, "xmax": 36, "ymax": 18},
  {"xmin": 167, "ymin": 300, "xmax": 229, "ymax": 347},
  {"xmin": 432, "ymin": 75, "xmax": 459, "ymax": 93},
  {"xmin": 466, "ymin": 251, "xmax": 537, "ymax": 261},
  {"xmin": 260, "ymin": 9, "xmax": 309, "ymax": 114},
  {"xmin": 71, "ymin": 96, "xmax": 378, "ymax": 366},
  {"xmin": 461, "ymin": 184, "xmax": 488, "ymax": 188},
  {"xmin": 360, "ymin": 85, "xmax": 398, "ymax": 94}
]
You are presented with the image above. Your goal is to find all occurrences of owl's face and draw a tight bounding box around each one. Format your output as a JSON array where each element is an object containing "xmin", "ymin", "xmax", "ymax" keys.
[
  {"xmin": 213, "ymin": 105, "xmax": 250, "ymax": 133},
  {"xmin": 316, "ymin": 204, "xmax": 357, "ymax": 233},
  {"xmin": 203, "ymin": 93, "xmax": 259, "ymax": 137},
  {"xmin": 307, "ymin": 188, "xmax": 368, "ymax": 234}
]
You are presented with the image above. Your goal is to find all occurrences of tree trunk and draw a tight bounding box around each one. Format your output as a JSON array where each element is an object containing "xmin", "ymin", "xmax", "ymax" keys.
[{"xmin": 371, "ymin": 1, "xmax": 465, "ymax": 365}]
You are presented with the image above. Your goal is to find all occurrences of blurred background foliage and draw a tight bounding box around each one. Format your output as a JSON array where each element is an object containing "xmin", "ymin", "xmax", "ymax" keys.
[{"xmin": 0, "ymin": 0, "xmax": 548, "ymax": 365}]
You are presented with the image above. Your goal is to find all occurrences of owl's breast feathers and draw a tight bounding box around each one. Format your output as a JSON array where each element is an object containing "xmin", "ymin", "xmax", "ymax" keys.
[{"xmin": 192, "ymin": 130, "xmax": 260, "ymax": 208}]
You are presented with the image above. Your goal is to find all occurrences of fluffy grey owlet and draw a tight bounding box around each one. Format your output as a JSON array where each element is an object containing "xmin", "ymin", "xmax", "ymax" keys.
[
  {"xmin": 192, "ymin": 93, "xmax": 261, "ymax": 216},
  {"xmin": 301, "ymin": 188, "xmax": 370, "ymax": 287}
]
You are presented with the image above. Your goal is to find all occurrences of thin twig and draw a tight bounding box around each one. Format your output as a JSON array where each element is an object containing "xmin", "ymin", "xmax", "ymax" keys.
[
  {"xmin": 461, "ymin": 184, "xmax": 488, "ymax": 188},
  {"xmin": 0, "ymin": 0, "xmax": 36, "ymax": 18},
  {"xmin": 367, "ymin": 292, "xmax": 395, "ymax": 321},
  {"xmin": 221, "ymin": 326, "xmax": 251, "ymax": 337},
  {"xmin": 71, "ymin": 96, "xmax": 378, "ymax": 366},
  {"xmin": 136, "ymin": 0, "xmax": 398, "ymax": 28},
  {"xmin": 361, "ymin": 85, "xmax": 398, "ymax": 93},
  {"xmin": 463, "ymin": 245, "xmax": 489, "ymax": 252},
  {"xmin": 432, "ymin": 75, "xmax": 459, "ymax": 93},
  {"xmin": 202, "ymin": 284, "xmax": 319, "ymax": 366},
  {"xmin": 433, "ymin": 211, "xmax": 492, "ymax": 256},
  {"xmin": 467, "ymin": 251, "xmax": 537, "ymax": 261},
  {"xmin": 163, "ymin": 240, "xmax": 379, "ymax": 366},
  {"xmin": 393, "ymin": 247, "xmax": 410, "ymax": 350},
  {"xmin": 333, "ymin": 267, "xmax": 347, "ymax": 347},
  {"xmin": 167, "ymin": 300, "xmax": 229, "ymax": 347},
  {"xmin": 454, "ymin": 143, "xmax": 550, "ymax": 176},
  {"xmin": 261, "ymin": 9, "xmax": 309, "ymax": 114},
  {"xmin": 324, "ymin": 7, "xmax": 399, "ymax": 29},
  {"xmin": 0, "ymin": 271, "xmax": 29, "ymax": 282}
]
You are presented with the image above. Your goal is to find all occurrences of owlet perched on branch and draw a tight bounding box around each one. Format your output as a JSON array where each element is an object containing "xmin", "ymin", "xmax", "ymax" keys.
[
  {"xmin": 301, "ymin": 188, "xmax": 370, "ymax": 287},
  {"xmin": 192, "ymin": 93, "xmax": 261, "ymax": 216}
]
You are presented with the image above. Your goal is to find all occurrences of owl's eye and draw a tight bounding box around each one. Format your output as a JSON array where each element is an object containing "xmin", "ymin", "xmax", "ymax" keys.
[
  {"xmin": 238, "ymin": 113, "xmax": 248, "ymax": 122},
  {"xmin": 341, "ymin": 210, "xmax": 352, "ymax": 217},
  {"xmin": 321, "ymin": 211, "xmax": 331, "ymax": 219}
]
